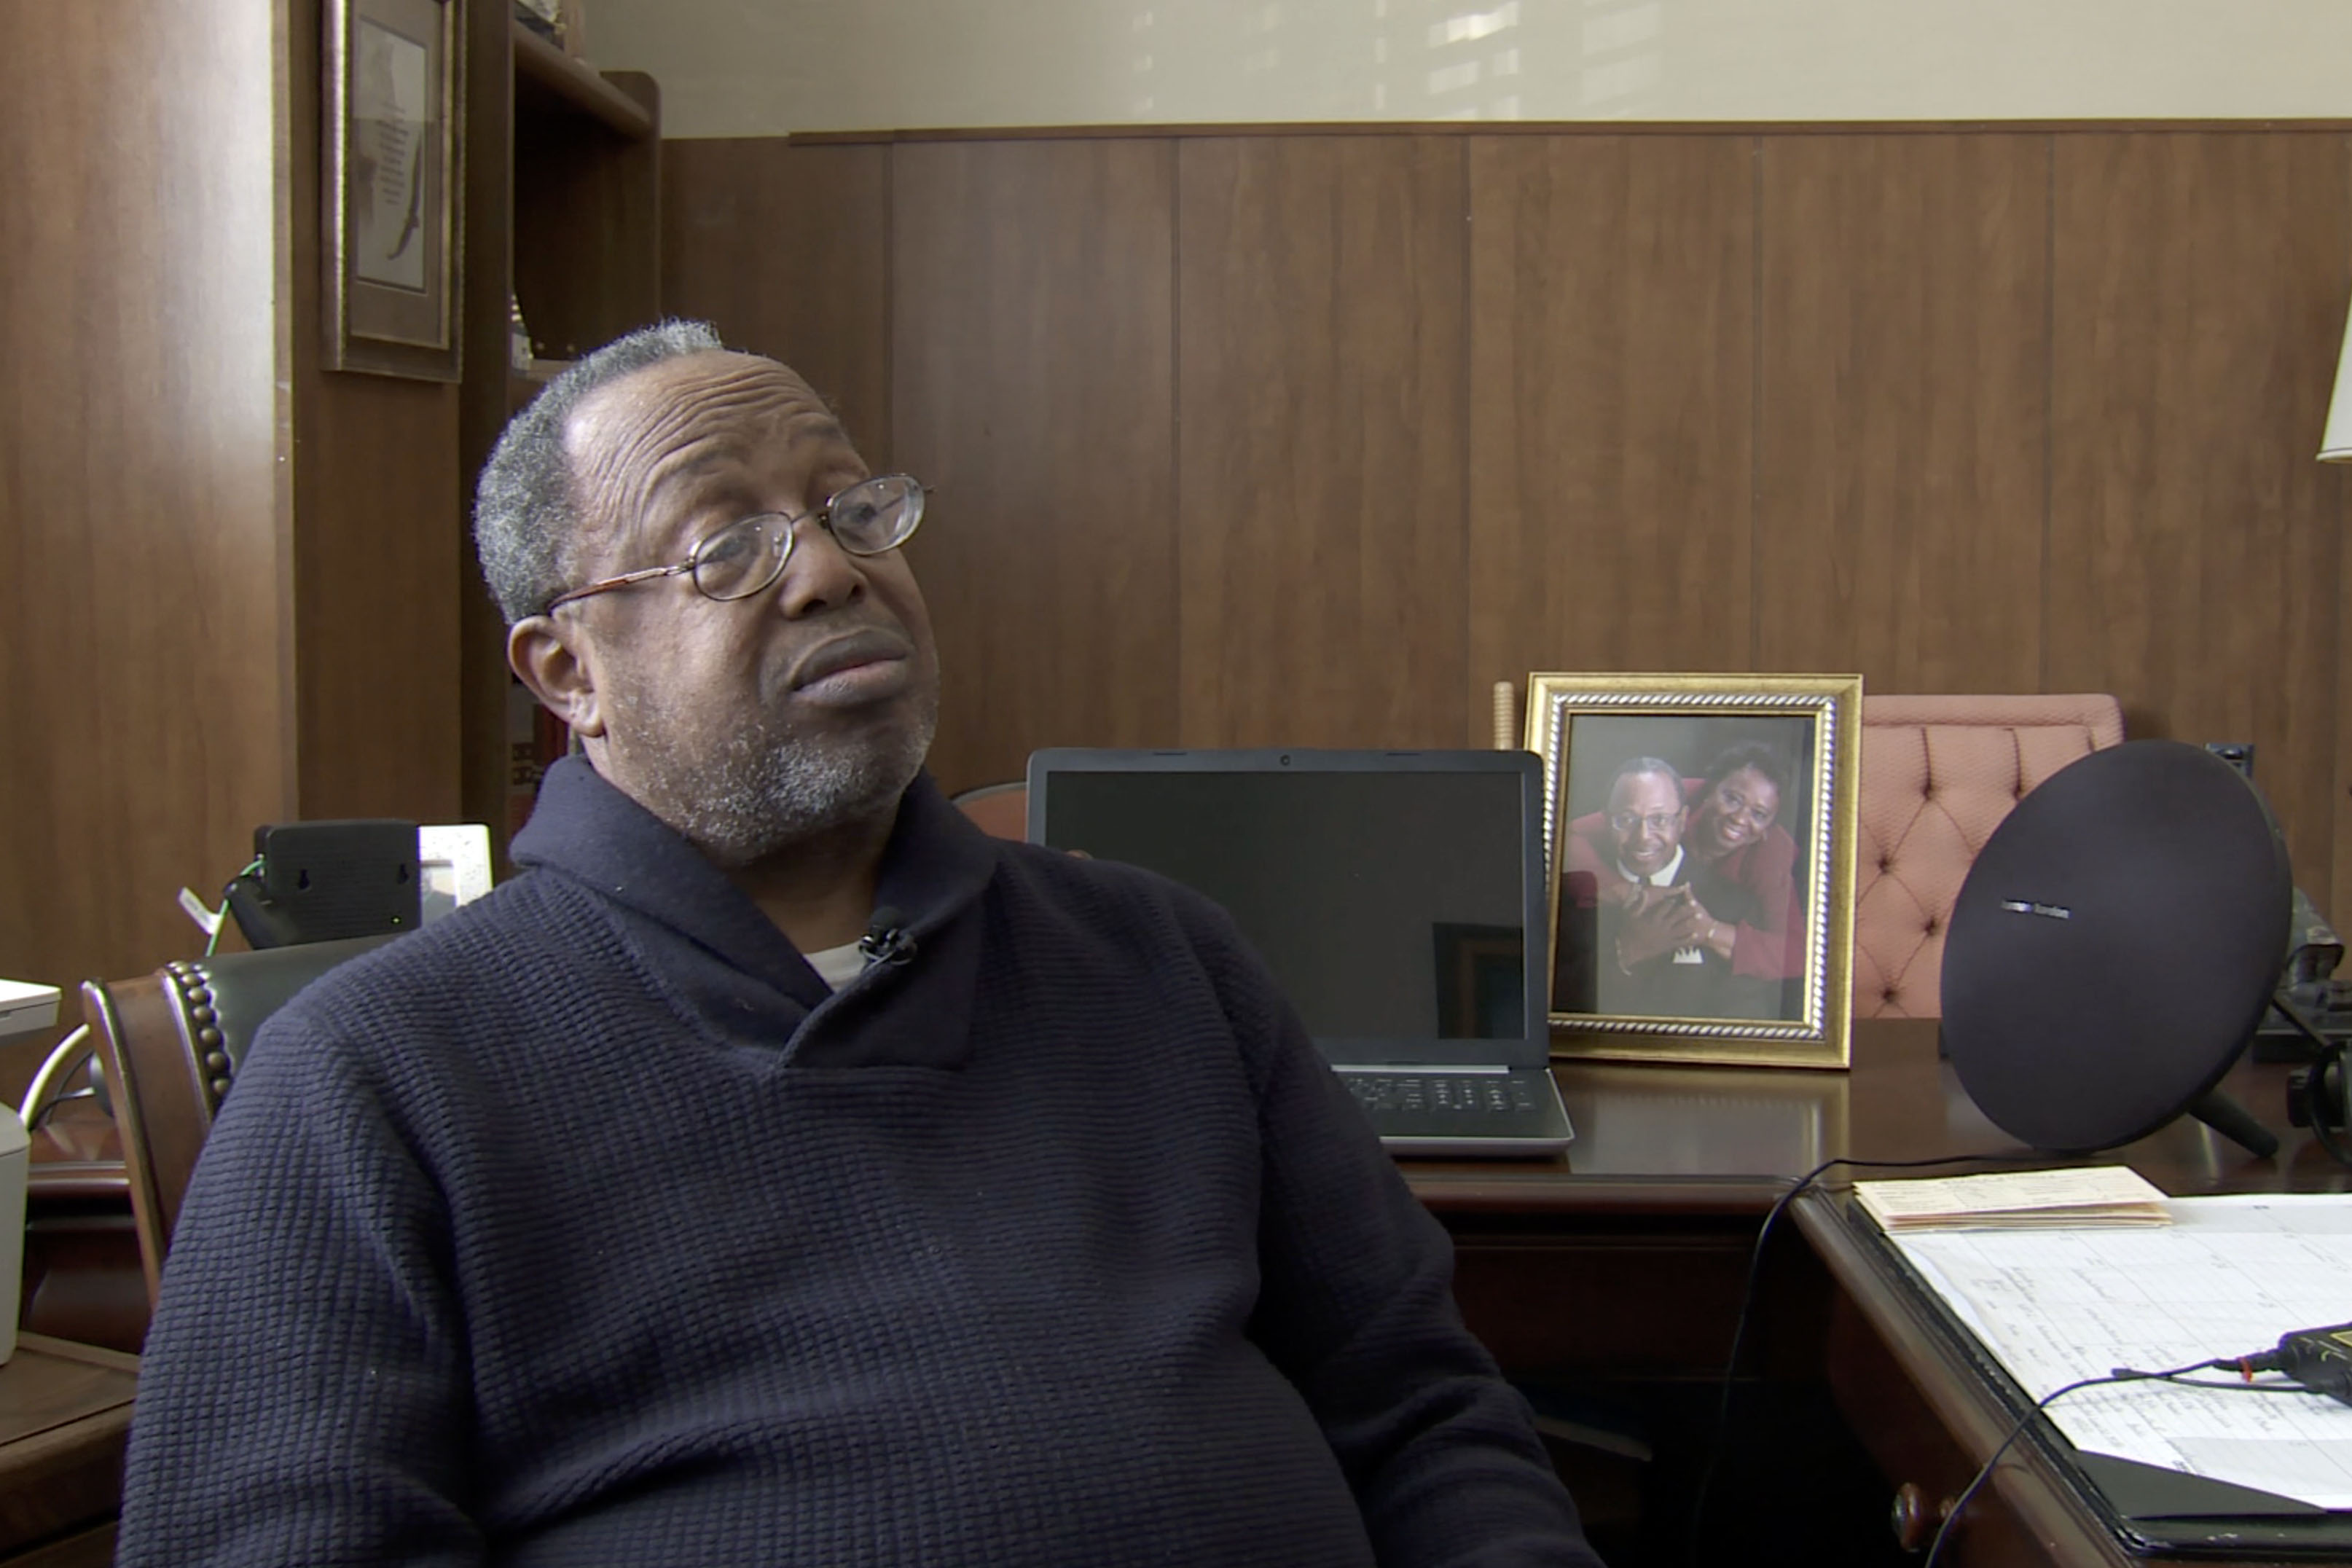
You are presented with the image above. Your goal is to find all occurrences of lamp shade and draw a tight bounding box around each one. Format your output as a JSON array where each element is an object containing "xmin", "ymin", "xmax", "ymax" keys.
[{"xmin": 2324, "ymin": 301, "xmax": 2352, "ymax": 462}]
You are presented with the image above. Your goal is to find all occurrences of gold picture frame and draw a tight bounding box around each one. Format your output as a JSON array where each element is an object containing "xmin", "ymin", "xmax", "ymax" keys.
[
  {"xmin": 324, "ymin": 0, "xmax": 463, "ymax": 380},
  {"xmin": 1527, "ymin": 673, "xmax": 1862, "ymax": 1069}
]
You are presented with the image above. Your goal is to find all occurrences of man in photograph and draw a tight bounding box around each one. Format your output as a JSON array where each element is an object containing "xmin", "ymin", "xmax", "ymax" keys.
[{"xmin": 1554, "ymin": 756, "xmax": 1696, "ymax": 1014}]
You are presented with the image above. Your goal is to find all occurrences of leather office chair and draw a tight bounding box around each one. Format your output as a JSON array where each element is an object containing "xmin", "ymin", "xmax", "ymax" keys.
[
  {"xmin": 82, "ymin": 936, "xmax": 395, "ymax": 1304},
  {"xmin": 951, "ymin": 781, "xmax": 1028, "ymax": 841},
  {"xmin": 1854, "ymin": 694, "xmax": 2125, "ymax": 1019}
]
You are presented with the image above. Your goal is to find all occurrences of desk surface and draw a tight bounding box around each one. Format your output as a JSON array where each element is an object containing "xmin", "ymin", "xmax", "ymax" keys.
[
  {"xmin": 1408, "ymin": 1017, "xmax": 2348, "ymax": 1212},
  {"xmin": 0, "ymin": 1333, "xmax": 136, "ymax": 1564},
  {"xmin": 32, "ymin": 1016, "xmax": 2337, "ymax": 1200}
]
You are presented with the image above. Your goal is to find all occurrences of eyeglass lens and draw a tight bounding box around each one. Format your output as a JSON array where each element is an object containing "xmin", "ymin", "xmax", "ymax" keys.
[
  {"xmin": 1715, "ymin": 788, "xmax": 1773, "ymax": 828},
  {"xmin": 690, "ymin": 474, "xmax": 924, "ymax": 602},
  {"xmin": 1609, "ymin": 811, "xmax": 1679, "ymax": 834}
]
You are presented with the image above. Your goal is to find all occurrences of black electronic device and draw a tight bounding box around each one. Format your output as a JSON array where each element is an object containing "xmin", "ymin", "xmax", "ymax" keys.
[
  {"xmin": 224, "ymin": 820, "xmax": 422, "ymax": 949},
  {"xmin": 2241, "ymin": 1321, "xmax": 2352, "ymax": 1407},
  {"xmin": 1940, "ymin": 740, "xmax": 2292, "ymax": 1157},
  {"xmin": 2228, "ymin": 725, "xmax": 2349, "ymax": 1061},
  {"xmin": 2281, "ymin": 888, "xmax": 2348, "ymax": 995},
  {"xmin": 2254, "ymin": 889, "xmax": 2352, "ymax": 1059},
  {"xmin": 2205, "ymin": 739, "xmax": 2257, "ymax": 778},
  {"xmin": 2284, "ymin": 1037, "xmax": 2352, "ymax": 1165}
]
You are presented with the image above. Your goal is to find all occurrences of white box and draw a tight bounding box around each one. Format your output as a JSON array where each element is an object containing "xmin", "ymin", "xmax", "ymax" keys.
[
  {"xmin": 418, "ymin": 824, "xmax": 494, "ymax": 924},
  {"xmin": 0, "ymin": 981, "xmax": 57, "ymax": 1042},
  {"xmin": 0, "ymin": 1106, "xmax": 29, "ymax": 1363}
]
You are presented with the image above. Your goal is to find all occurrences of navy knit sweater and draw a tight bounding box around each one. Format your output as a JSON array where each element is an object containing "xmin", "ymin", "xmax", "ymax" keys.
[{"xmin": 117, "ymin": 758, "xmax": 1600, "ymax": 1567}]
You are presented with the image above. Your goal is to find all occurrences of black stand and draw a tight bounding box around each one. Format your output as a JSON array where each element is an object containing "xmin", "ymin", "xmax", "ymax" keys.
[
  {"xmin": 2187, "ymin": 1087, "xmax": 2280, "ymax": 1159},
  {"xmin": 2270, "ymin": 993, "xmax": 2352, "ymax": 1166}
]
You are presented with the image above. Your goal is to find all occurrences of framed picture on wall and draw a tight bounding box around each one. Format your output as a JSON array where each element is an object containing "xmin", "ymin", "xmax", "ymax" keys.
[
  {"xmin": 324, "ymin": 0, "xmax": 463, "ymax": 380},
  {"xmin": 1527, "ymin": 673, "xmax": 1862, "ymax": 1069}
]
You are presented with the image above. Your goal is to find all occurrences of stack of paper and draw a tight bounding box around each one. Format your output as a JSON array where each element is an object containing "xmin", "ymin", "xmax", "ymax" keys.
[
  {"xmin": 1891, "ymin": 1196, "xmax": 2352, "ymax": 1510},
  {"xmin": 1853, "ymin": 1165, "xmax": 2172, "ymax": 1232}
]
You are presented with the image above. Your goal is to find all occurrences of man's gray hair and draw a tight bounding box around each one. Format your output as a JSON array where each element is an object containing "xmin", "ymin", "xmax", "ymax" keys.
[
  {"xmin": 474, "ymin": 318, "xmax": 727, "ymax": 623},
  {"xmin": 1612, "ymin": 756, "xmax": 1682, "ymax": 792}
]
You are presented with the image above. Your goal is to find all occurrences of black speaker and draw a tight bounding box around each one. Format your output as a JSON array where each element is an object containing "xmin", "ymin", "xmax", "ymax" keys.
[
  {"xmin": 224, "ymin": 820, "xmax": 421, "ymax": 949},
  {"xmin": 1940, "ymin": 740, "xmax": 2291, "ymax": 1156}
]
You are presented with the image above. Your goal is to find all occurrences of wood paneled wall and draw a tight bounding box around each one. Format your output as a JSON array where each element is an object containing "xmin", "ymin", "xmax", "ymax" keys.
[
  {"xmin": 1178, "ymin": 137, "xmax": 1468, "ymax": 748},
  {"xmin": 664, "ymin": 125, "xmax": 2352, "ymax": 919},
  {"xmin": 0, "ymin": 1, "xmax": 466, "ymax": 995},
  {"xmin": 0, "ymin": 5, "xmax": 290, "ymax": 993},
  {"xmin": 893, "ymin": 141, "xmax": 1180, "ymax": 785}
]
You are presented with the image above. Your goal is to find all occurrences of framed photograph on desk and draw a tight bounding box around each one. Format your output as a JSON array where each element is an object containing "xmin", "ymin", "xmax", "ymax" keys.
[
  {"xmin": 323, "ymin": 0, "xmax": 463, "ymax": 380},
  {"xmin": 1528, "ymin": 673, "xmax": 1860, "ymax": 1068}
]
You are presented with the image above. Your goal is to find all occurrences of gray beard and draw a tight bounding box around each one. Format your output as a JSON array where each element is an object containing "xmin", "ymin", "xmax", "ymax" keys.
[{"xmin": 614, "ymin": 688, "xmax": 939, "ymax": 867}]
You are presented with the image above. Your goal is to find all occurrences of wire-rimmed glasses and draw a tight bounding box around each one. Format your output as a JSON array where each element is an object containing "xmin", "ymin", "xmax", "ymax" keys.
[{"xmin": 545, "ymin": 473, "xmax": 925, "ymax": 614}]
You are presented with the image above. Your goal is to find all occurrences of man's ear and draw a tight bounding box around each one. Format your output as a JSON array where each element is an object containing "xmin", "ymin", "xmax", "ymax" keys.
[{"xmin": 509, "ymin": 615, "xmax": 606, "ymax": 739}]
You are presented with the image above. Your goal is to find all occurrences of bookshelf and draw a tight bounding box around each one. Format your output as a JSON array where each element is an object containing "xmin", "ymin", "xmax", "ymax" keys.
[
  {"xmin": 458, "ymin": 15, "xmax": 664, "ymax": 871},
  {"xmin": 511, "ymin": 24, "xmax": 654, "ymax": 138}
]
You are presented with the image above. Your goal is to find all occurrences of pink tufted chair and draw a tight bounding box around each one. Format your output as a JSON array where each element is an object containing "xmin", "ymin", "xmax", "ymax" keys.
[
  {"xmin": 950, "ymin": 781, "xmax": 1029, "ymax": 840},
  {"xmin": 1854, "ymin": 694, "xmax": 2125, "ymax": 1019}
]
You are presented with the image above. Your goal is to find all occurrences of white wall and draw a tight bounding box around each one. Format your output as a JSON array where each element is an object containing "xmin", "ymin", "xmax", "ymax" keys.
[{"xmin": 580, "ymin": 0, "xmax": 2352, "ymax": 138}]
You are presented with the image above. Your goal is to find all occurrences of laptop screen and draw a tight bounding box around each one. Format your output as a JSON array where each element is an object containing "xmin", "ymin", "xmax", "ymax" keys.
[{"xmin": 1027, "ymin": 750, "xmax": 1548, "ymax": 1065}]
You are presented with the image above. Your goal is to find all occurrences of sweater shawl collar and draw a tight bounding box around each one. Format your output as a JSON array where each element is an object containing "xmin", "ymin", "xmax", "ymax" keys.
[{"xmin": 509, "ymin": 756, "xmax": 1000, "ymax": 1067}]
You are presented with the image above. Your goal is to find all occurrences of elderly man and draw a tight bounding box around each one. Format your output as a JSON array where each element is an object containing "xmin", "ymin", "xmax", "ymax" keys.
[
  {"xmin": 1553, "ymin": 756, "xmax": 1699, "ymax": 1014},
  {"xmin": 1596, "ymin": 758, "xmax": 1687, "ymax": 889},
  {"xmin": 114, "ymin": 322, "xmax": 1602, "ymax": 1567}
]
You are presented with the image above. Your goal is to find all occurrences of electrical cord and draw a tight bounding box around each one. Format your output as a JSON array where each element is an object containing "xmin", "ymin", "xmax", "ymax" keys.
[
  {"xmin": 1918, "ymin": 1358, "xmax": 2326, "ymax": 1568},
  {"xmin": 205, "ymin": 858, "xmax": 264, "ymax": 957},
  {"xmin": 16, "ymin": 1024, "xmax": 93, "ymax": 1131},
  {"xmin": 1685, "ymin": 1150, "xmax": 2070, "ymax": 1568}
]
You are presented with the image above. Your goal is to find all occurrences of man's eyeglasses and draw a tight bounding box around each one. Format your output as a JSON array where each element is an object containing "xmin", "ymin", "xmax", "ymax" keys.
[
  {"xmin": 545, "ymin": 473, "xmax": 925, "ymax": 614},
  {"xmin": 1607, "ymin": 810, "xmax": 1682, "ymax": 835}
]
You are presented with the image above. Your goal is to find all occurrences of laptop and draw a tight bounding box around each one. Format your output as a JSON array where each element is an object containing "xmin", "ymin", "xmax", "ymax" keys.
[{"xmin": 1026, "ymin": 747, "xmax": 1575, "ymax": 1158}]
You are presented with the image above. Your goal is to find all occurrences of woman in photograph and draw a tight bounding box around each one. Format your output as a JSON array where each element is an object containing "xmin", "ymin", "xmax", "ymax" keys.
[{"xmin": 1680, "ymin": 741, "xmax": 1807, "ymax": 1006}]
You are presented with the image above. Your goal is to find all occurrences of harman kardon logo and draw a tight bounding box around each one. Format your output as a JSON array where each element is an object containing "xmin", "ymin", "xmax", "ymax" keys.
[{"xmin": 1999, "ymin": 899, "xmax": 2073, "ymax": 920}]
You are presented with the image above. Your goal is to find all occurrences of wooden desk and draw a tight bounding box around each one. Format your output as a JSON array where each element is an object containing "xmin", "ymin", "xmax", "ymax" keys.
[
  {"xmin": 1404, "ymin": 1020, "xmax": 2345, "ymax": 1567},
  {"xmin": 21, "ymin": 1018, "xmax": 2344, "ymax": 1564},
  {"xmin": 0, "ymin": 1334, "xmax": 137, "ymax": 1567}
]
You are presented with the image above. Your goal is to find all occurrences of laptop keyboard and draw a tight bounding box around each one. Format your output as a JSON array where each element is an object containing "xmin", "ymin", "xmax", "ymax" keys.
[{"xmin": 1341, "ymin": 1073, "xmax": 1539, "ymax": 1116}]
